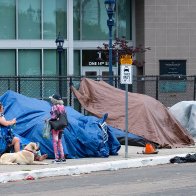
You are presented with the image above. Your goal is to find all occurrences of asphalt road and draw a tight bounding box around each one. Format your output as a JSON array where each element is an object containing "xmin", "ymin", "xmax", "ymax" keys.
[{"xmin": 1, "ymin": 163, "xmax": 196, "ymax": 196}]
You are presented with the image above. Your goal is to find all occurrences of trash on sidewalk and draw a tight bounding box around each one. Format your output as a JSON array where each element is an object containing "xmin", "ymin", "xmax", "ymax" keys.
[
  {"xmin": 170, "ymin": 153, "xmax": 196, "ymax": 163},
  {"xmin": 25, "ymin": 175, "xmax": 35, "ymax": 180}
]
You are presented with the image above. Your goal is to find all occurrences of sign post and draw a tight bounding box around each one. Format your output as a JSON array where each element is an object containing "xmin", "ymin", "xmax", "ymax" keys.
[{"xmin": 120, "ymin": 55, "xmax": 132, "ymax": 158}]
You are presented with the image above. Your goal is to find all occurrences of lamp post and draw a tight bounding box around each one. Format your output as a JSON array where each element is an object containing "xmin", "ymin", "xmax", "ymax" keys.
[
  {"xmin": 105, "ymin": 0, "xmax": 115, "ymax": 85},
  {"xmin": 55, "ymin": 32, "xmax": 64, "ymax": 96}
]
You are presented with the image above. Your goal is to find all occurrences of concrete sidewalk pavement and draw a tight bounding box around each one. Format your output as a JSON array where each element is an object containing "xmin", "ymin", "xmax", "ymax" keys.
[{"xmin": 0, "ymin": 144, "xmax": 196, "ymax": 183}]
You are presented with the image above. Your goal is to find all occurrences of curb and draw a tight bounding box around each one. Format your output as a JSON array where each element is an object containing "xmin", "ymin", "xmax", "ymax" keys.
[{"xmin": 0, "ymin": 154, "xmax": 187, "ymax": 183}]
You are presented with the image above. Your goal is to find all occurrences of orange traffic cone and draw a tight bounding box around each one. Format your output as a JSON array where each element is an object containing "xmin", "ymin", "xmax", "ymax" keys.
[{"xmin": 143, "ymin": 143, "xmax": 158, "ymax": 154}]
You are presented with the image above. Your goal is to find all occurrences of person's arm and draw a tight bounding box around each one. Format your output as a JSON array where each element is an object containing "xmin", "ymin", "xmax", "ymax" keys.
[
  {"xmin": 0, "ymin": 117, "xmax": 16, "ymax": 127},
  {"xmin": 50, "ymin": 105, "xmax": 58, "ymax": 119}
]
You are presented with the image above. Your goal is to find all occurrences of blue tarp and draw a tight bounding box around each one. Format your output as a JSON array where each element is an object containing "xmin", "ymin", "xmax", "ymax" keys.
[
  {"xmin": 0, "ymin": 91, "xmax": 123, "ymax": 158},
  {"xmin": 0, "ymin": 91, "xmax": 147, "ymax": 158}
]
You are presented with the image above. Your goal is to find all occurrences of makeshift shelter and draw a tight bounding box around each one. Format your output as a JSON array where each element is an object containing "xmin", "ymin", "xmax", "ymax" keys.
[
  {"xmin": 0, "ymin": 90, "xmax": 121, "ymax": 158},
  {"xmin": 71, "ymin": 78, "xmax": 194, "ymax": 148},
  {"xmin": 169, "ymin": 101, "xmax": 196, "ymax": 138}
]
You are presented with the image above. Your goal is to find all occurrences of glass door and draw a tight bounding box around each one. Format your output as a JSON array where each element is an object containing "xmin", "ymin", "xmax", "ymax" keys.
[{"xmin": 82, "ymin": 66, "xmax": 117, "ymax": 78}]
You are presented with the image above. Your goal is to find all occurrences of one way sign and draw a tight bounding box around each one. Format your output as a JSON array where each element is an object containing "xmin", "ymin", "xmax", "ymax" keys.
[{"xmin": 120, "ymin": 65, "xmax": 132, "ymax": 84}]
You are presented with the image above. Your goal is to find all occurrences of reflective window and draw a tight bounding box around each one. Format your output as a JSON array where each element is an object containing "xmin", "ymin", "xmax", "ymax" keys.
[
  {"xmin": 18, "ymin": 0, "xmax": 41, "ymax": 39},
  {"xmin": 43, "ymin": 0, "xmax": 67, "ymax": 39},
  {"xmin": 0, "ymin": 0, "xmax": 16, "ymax": 39},
  {"xmin": 43, "ymin": 50, "xmax": 57, "ymax": 75},
  {"xmin": 0, "ymin": 50, "xmax": 15, "ymax": 75},
  {"xmin": 43, "ymin": 49, "xmax": 67, "ymax": 75},
  {"xmin": 18, "ymin": 50, "xmax": 41, "ymax": 75},
  {"xmin": 74, "ymin": 0, "xmax": 108, "ymax": 40},
  {"xmin": 18, "ymin": 49, "xmax": 41, "ymax": 97},
  {"xmin": 43, "ymin": 50, "xmax": 57, "ymax": 97},
  {"xmin": 73, "ymin": 0, "xmax": 131, "ymax": 40},
  {"xmin": 74, "ymin": 50, "xmax": 81, "ymax": 76},
  {"xmin": 117, "ymin": 0, "xmax": 131, "ymax": 39}
]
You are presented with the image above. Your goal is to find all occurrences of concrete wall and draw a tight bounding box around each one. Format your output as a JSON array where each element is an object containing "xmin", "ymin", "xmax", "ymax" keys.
[{"xmin": 144, "ymin": 0, "xmax": 196, "ymax": 75}]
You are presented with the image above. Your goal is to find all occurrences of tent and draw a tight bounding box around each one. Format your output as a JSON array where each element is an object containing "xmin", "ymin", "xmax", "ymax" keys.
[
  {"xmin": 71, "ymin": 78, "xmax": 194, "ymax": 148},
  {"xmin": 0, "ymin": 90, "xmax": 121, "ymax": 158},
  {"xmin": 169, "ymin": 101, "xmax": 196, "ymax": 138}
]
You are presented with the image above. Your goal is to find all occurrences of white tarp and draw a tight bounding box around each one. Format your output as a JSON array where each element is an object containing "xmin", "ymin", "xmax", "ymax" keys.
[{"xmin": 169, "ymin": 101, "xmax": 196, "ymax": 137}]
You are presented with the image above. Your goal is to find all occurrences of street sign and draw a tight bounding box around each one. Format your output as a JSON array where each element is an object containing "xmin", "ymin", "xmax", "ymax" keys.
[
  {"xmin": 120, "ymin": 54, "xmax": 133, "ymax": 158},
  {"xmin": 120, "ymin": 65, "xmax": 132, "ymax": 84},
  {"xmin": 120, "ymin": 55, "xmax": 133, "ymax": 65}
]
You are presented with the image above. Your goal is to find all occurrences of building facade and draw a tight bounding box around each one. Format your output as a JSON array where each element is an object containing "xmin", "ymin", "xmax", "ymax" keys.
[
  {"xmin": 137, "ymin": 0, "xmax": 196, "ymax": 76},
  {"xmin": 1, "ymin": 0, "xmax": 196, "ymax": 99},
  {"xmin": 0, "ymin": 0, "xmax": 132, "ymax": 78}
]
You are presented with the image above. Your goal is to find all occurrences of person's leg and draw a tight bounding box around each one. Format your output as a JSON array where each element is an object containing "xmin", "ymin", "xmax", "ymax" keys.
[
  {"xmin": 52, "ymin": 129, "xmax": 59, "ymax": 159},
  {"xmin": 57, "ymin": 131, "xmax": 65, "ymax": 160},
  {"xmin": 11, "ymin": 137, "xmax": 20, "ymax": 152}
]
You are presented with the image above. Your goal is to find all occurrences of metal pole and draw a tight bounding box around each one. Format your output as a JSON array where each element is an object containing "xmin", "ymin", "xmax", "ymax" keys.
[
  {"xmin": 59, "ymin": 51, "xmax": 62, "ymax": 96},
  {"xmin": 125, "ymin": 83, "xmax": 128, "ymax": 158},
  {"xmin": 156, "ymin": 76, "xmax": 158, "ymax": 100},
  {"xmin": 109, "ymin": 24, "xmax": 113, "ymax": 85}
]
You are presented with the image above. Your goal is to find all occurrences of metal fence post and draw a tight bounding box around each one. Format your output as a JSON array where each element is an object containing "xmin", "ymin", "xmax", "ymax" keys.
[
  {"xmin": 8, "ymin": 78, "xmax": 11, "ymax": 90},
  {"xmin": 69, "ymin": 76, "xmax": 73, "ymax": 106},
  {"xmin": 18, "ymin": 77, "xmax": 21, "ymax": 93},
  {"xmin": 156, "ymin": 76, "xmax": 158, "ymax": 100}
]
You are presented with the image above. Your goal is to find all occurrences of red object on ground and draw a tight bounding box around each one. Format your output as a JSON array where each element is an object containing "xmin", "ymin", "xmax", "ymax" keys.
[{"xmin": 25, "ymin": 175, "xmax": 35, "ymax": 180}]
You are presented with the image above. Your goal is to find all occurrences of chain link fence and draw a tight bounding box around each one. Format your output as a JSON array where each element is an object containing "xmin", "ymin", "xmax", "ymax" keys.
[{"xmin": 0, "ymin": 76, "xmax": 195, "ymax": 110}]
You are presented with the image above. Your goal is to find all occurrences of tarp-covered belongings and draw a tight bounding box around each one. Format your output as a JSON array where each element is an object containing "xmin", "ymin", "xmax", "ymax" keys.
[
  {"xmin": 169, "ymin": 101, "xmax": 196, "ymax": 138},
  {"xmin": 0, "ymin": 90, "xmax": 121, "ymax": 158},
  {"xmin": 71, "ymin": 78, "xmax": 194, "ymax": 148},
  {"xmin": 170, "ymin": 153, "xmax": 196, "ymax": 163}
]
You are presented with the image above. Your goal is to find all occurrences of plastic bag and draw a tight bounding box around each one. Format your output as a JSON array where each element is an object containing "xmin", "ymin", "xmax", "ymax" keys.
[{"xmin": 43, "ymin": 119, "xmax": 51, "ymax": 139}]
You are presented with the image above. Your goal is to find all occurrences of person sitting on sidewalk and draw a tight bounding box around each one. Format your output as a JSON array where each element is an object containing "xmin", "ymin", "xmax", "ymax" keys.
[
  {"xmin": 0, "ymin": 102, "xmax": 47, "ymax": 161},
  {"xmin": 0, "ymin": 102, "xmax": 20, "ymax": 154}
]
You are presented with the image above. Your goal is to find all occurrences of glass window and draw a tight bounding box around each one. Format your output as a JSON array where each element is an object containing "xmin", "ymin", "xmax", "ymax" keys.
[
  {"xmin": 74, "ymin": 50, "xmax": 80, "ymax": 76},
  {"xmin": 43, "ymin": 49, "xmax": 67, "ymax": 98},
  {"xmin": 18, "ymin": 0, "xmax": 41, "ymax": 39},
  {"xmin": 117, "ymin": 0, "xmax": 131, "ymax": 39},
  {"xmin": 18, "ymin": 50, "xmax": 41, "ymax": 75},
  {"xmin": 73, "ymin": 0, "xmax": 132, "ymax": 40},
  {"xmin": 43, "ymin": 49, "xmax": 67, "ymax": 76},
  {"xmin": 18, "ymin": 49, "xmax": 41, "ymax": 98},
  {"xmin": 43, "ymin": 50, "xmax": 57, "ymax": 75},
  {"xmin": 43, "ymin": 0, "xmax": 67, "ymax": 39},
  {"xmin": 0, "ymin": 0, "xmax": 16, "ymax": 39},
  {"xmin": 73, "ymin": 1, "xmax": 80, "ymax": 40},
  {"xmin": 43, "ymin": 50, "xmax": 57, "ymax": 98},
  {"xmin": 0, "ymin": 50, "xmax": 15, "ymax": 76},
  {"xmin": 73, "ymin": 0, "xmax": 108, "ymax": 40}
]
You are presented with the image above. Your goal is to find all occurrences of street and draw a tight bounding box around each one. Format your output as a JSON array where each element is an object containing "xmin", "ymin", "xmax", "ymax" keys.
[{"xmin": 0, "ymin": 163, "xmax": 196, "ymax": 196}]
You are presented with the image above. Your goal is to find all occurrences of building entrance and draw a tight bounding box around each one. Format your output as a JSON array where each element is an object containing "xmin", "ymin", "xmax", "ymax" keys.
[{"xmin": 82, "ymin": 66, "xmax": 118, "ymax": 77}]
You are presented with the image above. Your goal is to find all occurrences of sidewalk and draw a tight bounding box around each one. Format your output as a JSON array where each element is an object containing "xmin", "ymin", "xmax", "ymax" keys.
[{"xmin": 0, "ymin": 144, "xmax": 196, "ymax": 183}]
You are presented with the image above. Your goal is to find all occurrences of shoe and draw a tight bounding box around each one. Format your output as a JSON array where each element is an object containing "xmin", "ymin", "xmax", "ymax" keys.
[
  {"xmin": 52, "ymin": 159, "xmax": 61, "ymax": 163},
  {"xmin": 60, "ymin": 158, "xmax": 66, "ymax": 162}
]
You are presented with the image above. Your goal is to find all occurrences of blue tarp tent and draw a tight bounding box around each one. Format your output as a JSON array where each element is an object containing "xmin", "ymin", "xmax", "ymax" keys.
[
  {"xmin": 0, "ymin": 91, "xmax": 123, "ymax": 158},
  {"xmin": 0, "ymin": 91, "xmax": 147, "ymax": 158}
]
